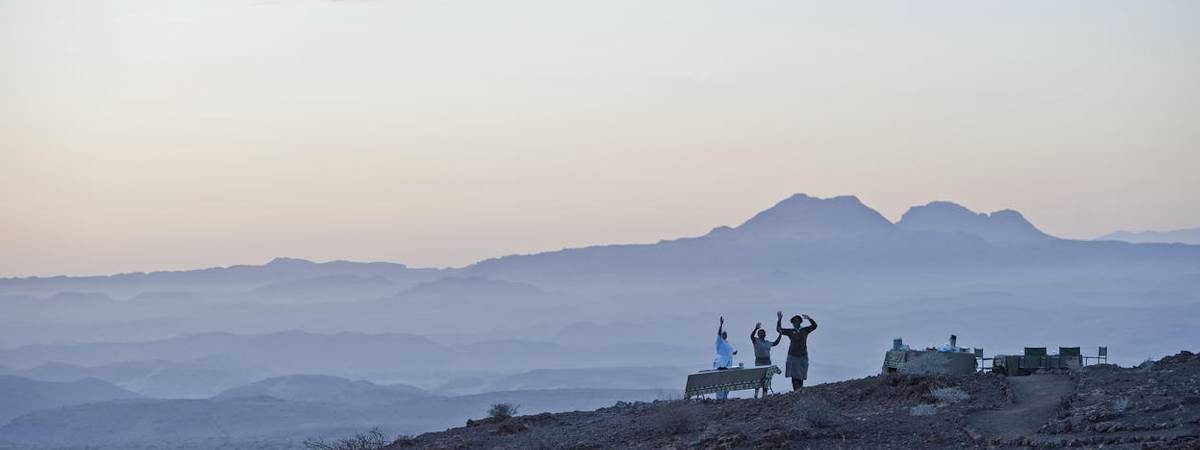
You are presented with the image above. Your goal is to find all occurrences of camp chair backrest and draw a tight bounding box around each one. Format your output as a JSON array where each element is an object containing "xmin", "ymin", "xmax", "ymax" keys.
[
  {"xmin": 1021, "ymin": 347, "xmax": 1047, "ymax": 370},
  {"xmin": 973, "ymin": 348, "xmax": 983, "ymax": 358},
  {"xmin": 1057, "ymin": 347, "xmax": 1083, "ymax": 370},
  {"xmin": 1098, "ymin": 346, "xmax": 1107, "ymax": 356}
]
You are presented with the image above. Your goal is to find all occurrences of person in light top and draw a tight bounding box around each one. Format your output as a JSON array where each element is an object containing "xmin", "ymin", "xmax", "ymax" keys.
[{"xmin": 712, "ymin": 316, "xmax": 737, "ymax": 399}]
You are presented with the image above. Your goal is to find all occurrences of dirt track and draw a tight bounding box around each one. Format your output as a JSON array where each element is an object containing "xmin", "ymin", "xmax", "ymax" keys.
[{"xmin": 966, "ymin": 374, "xmax": 1074, "ymax": 441}]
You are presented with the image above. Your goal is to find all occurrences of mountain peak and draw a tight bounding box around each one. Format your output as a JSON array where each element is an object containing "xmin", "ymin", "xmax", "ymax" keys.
[
  {"xmin": 897, "ymin": 201, "xmax": 1052, "ymax": 245},
  {"xmin": 265, "ymin": 257, "xmax": 316, "ymax": 267},
  {"xmin": 912, "ymin": 201, "xmax": 974, "ymax": 215},
  {"xmin": 734, "ymin": 194, "xmax": 893, "ymax": 238}
]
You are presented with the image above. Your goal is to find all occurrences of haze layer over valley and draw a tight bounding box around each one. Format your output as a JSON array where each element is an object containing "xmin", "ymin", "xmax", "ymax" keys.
[{"xmin": 1, "ymin": 194, "xmax": 1198, "ymax": 449}]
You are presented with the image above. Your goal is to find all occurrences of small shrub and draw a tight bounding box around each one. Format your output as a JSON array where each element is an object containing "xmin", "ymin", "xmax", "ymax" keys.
[
  {"xmin": 797, "ymin": 398, "xmax": 847, "ymax": 429},
  {"xmin": 488, "ymin": 402, "xmax": 520, "ymax": 421},
  {"xmin": 806, "ymin": 409, "xmax": 844, "ymax": 429},
  {"xmin": 650, "ymin": 402, "xmax": 695, "ymax": 435},
  {"xmin": 930, "ymin": 387, "xmax": 970, "ymax": 405},
  {"xmin": 910, "ymin": 404, "xmax": 937, "ymax": 416},
  {"xmin": 1111, "ymin": 397, "xmax": 1129, "ymax": 413},
  {"xmin": 303, "ymin": 427, "xmax": 391, "ymax": 450}
]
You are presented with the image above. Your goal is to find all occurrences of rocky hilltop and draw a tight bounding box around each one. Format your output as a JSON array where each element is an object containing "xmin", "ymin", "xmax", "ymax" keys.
[{"xmin": 385, "ymin": 351, "xmax": 1200, "ymax": 449}]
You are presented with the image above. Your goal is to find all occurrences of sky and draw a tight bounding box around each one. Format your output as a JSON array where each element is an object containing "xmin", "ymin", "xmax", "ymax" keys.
[{"xmin": 2, "ymin": 0, "xmax": 1198, "ymax": 277}]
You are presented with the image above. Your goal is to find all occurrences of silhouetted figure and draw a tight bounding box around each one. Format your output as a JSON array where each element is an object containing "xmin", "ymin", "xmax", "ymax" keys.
[
  {"xmin": 750, "ymin": 322, "xmax": 782, "ymax": 398},
  {"xmin": 713, "ymin": 316, "xmax": 737, "ymax": 399},
  {"xmin": 776, "ymin": 310, "xmax": 818, "ymax": 392}
]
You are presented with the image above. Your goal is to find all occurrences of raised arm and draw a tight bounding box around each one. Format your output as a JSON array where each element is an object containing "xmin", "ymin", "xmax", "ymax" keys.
[
  {"xmin": 802, "ymin": 314, "xmax": 818, "ymax": 333},
  {"xmin": 775, "ymin": 310, "xmax": 785, "ymax": 333},
  {"xmin": 750, "ymin": 322, "xmax": 761, "ymax": 343},
  {"xmin": 772, "ymin": 333, "xmax": 782, "ymax": 346},
  {"xmin": 718, "ymin": 316, "xmax": 724, "ymax": 336}
]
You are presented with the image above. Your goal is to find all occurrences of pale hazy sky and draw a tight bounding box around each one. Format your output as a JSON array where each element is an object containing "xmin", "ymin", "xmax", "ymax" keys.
[{"xmin": 2, "ymin": 0, "xmax": 1198, "ymax": 277}]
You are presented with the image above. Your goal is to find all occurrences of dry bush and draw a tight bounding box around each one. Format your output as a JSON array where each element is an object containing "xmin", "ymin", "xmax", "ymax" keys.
[
  {"xmin": 303, "ymin": 427, "xmax": 391, "ymax": 450},
  {"xmin": 650, "ymin": 402, "xmax": 695, "ymax": 435},
  {"xmin": 489, "ymin": 402, "xmax": 520, "ymax": 421},
  {"xmin": 797, "ymin": 398, "xmax": 848, "ymax": 429},
  {"xmin": 930, "ymin": 387, "xmax": 970, "ymax": 405},
  {"xmin": 909, "ymin": 404, "xmax": 937, "ymax": 416}
]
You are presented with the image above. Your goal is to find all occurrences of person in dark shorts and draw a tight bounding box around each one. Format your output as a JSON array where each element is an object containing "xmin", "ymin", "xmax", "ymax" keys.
[
  {"xmin": 776, "ymin": 310, "xmax": 818, "ymax": 392},
  {"xmin": 750, "ymin": 321, "xmax": 782, "ymax": 398}
]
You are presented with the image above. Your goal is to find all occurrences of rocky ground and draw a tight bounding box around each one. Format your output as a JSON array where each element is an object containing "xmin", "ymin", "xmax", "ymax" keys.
[
  {"xmin": 383, "ymin": 351, "xmax": 1200, "ymax": 449},
  {"xmin": 1027, "ymin": 351, "xmax": 1200, "ymax": 448}
]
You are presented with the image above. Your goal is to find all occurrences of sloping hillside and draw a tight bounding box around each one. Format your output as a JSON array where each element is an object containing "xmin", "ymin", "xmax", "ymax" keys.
[
  {"xmin": 0, "ymin": 375, "xmax": 140, "ymax": 423},
  {"xmin": 386, "ymin": 351, "xmax": 1200, "ymax": 449}
]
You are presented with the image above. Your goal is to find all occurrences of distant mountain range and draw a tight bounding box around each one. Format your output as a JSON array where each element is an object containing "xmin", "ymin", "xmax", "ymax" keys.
[
  {"xmin": 2, "ymin": 193, "xmax": 1195, "ymax": 297},
  {"xmin": 464, "ymin": 194, "xmax": 1199, "ymax": 288},
  {"xmin": 0, "ymin": 375, "xmax": 140, "ymax": 423},
  {"xmin": 212, "ymin": 374, "xmax": 430, "ymax": 405},
  {"xmin": 1097, "ymin": 227, "xmax": 1200, "ymax": 245},
  {"xmin": 0, "ymin": 371, "xmax": 667, "ymax": 449},
  {"xmin": 0, "ymin": 359, "xmax": 263, "ymax": 399},
  {"xmin": 0, "ymin": 257, "xmax": 445, "ymax": 298}
]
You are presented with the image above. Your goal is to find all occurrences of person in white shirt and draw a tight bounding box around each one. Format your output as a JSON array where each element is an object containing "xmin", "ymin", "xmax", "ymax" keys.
[{"xmin": 712, "ymin": 316, "xmax": 737, "ymax": 399}]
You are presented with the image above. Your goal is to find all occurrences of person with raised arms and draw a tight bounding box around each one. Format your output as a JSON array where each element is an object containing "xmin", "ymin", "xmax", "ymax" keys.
[
  {"xmin": 776, "ymin": 310, "xmax": 818, "ymax": 392},
  {"xmin": 750, "ymin": 321, "xmax": 782, "ymax": 398},
  {"xmin": 712, "ymin": 316, "xmax": 737, "ymax": 399}
]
